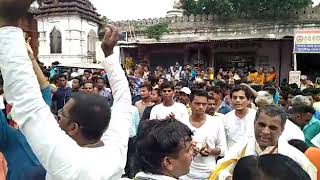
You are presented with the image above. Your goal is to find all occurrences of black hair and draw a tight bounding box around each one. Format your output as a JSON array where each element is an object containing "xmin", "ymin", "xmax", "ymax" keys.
[
  {"xmin": 84, "ymin": 70, "xmax": 92, "ymax": 74},
  {"xmin": 58, "ymin": 74, "xmax": 67, "ymax": 80},
  {"xmin": 231, "ymin": 85, "xmax": 253, "ymax": 100},
  {"xmin": 207, "ymin": 95, "xmax": 215, "ymax": 101},
  {"xmin": 207, "ymin": 86, "xmax": 222, "ymax": 95},
  {"xmin": 302, "ymin": 88, "xmax": 315, "ymax": 96},
  {"xmin": 153, "ymin": 88, "xmax": 161, "ymax": 96},
  {"xmin": 288, "ymin": 89, "xmax": 303, "ymax": 96},
  {"xmin": 84, "ymin": 80, "xmax": 94, "ymax": 86},
  {"xmin": 140, "ymin": 82, "xmax": 153, "ymax": 91},
  {"xmin": 264, "ymin": 86, "xmax": 277, "ymax": 97},
  {"xmin": 233, "ymin": 154, "xmax": 311, "ymax": 180},
  {"xmin": 289, "ymin": 83, "xmax": 300, "ymax": 90},
  {"xmin": 288, "ymin": 139, "xmax": 309, "ymax": 153},
  {"xmin": 255, "ymin": 105, "xmax": 287, "ymax": 128},
  {"xmin": 190, "ymin": 89, "xmax": 208, "ymax": 102},
  {"xmin": 160, "ymin": 81, "xmax": 174, "ymax": 91},
  {"xmin": 69, "ymin": 93, "xmax": 111, "ymax": 141},
  {"xmin": 290, "ymin": 105, "xmax": 316, "ymax": 115},
  {"xmin": 251, "ymin": 85, "xmax": 262, "ymax": 92},
  {"xmin": 136, "ymin": 119, "xmax": 193, "ymax": 175}
]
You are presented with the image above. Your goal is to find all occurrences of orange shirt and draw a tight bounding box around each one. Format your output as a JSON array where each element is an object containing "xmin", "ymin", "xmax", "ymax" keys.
[
  {"xmin": 305, "ymin": 147, "xmax": 320, "ymax": 180},
  {"xmin": 266, "ymin": 72, "xmax": 276, "ymax": 83}
]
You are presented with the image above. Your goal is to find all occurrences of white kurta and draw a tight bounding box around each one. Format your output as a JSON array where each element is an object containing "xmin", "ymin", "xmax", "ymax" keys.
[
  {"xmin": 181, "ymin": 115, "xmax": 227, "ymax": 179},
  {"xmin": 215, "ymin": 137, "xmax": 317, "ymax": 180},
  {"xmin": 0, "ymin": 27, "xmax": 132, "ymax": 180},
  {"xmin": 223, "ymin": 109, "xmax": 257, "ymax": 149},
  {"xmin": 150, "ymin": 102, "xmax": 189, "ymax": 122}
]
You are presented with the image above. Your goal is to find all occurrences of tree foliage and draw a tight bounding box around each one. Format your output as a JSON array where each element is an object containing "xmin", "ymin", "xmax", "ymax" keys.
[
  {"xmin": 144, "ymin": 23, "xmax": 169, "ymax": 41},
  {"xmin": 181, "ymin": 0, "xmax": 313, "ymax": 18}
]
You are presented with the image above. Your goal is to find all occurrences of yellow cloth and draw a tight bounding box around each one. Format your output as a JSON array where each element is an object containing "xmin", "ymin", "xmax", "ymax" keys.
[
  {"xmin": 255, "ymin": 73, "xmax": 265, "ymax": 85},
  {"xmin": 209, "ymin": 73, "xmax": 214, "ymax": 81},
  {"xmin": 255, "ymin": 142, "xmax": 278, "ymax": 155},
  {"xmin": 209, "ymin": 143, "xmax": 278, "ymax": 180},
  {"xmin": 209, "ymin": 145, "xmax": 247, "ymax": 180},
  {"xmin": 249, "ymin": 72, "xmax": 265, "ymax": 85}
]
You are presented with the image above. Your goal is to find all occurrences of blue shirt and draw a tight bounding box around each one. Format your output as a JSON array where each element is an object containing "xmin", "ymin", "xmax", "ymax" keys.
[
  {"xmin": 0, "ymin": 86, "xmax": 51, "ymax": 180},
  {"xmin": 52, "ymin": 87, "xmax": 71, "ymax": 110},
  {"xmin": 303, "ymin": 116, "xmax": 320, "ymax": 147},
  {"xmin": 218, "ymin": 102, "xmax": 233, "ymax": 115},
  {"xmin": 129, "ymin": 106, "xmax": 141, "ymax": 138}
]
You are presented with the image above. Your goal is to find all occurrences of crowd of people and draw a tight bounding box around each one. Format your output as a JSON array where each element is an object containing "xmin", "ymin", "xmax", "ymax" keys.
[{"xmin": 0, "ymin": 1, "xmax": 320, "ymax": 180}]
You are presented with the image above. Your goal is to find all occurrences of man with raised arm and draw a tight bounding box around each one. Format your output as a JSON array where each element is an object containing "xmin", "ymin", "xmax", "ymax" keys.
[{"xmin": 0, "ymin": 1, "xmax": 132, "ymax": 179}]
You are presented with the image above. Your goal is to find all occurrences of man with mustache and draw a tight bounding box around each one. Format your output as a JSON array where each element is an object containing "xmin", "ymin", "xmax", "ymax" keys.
[{"xmin": 211, "ymin": 105, "xmax": 317, "ymax": 180}]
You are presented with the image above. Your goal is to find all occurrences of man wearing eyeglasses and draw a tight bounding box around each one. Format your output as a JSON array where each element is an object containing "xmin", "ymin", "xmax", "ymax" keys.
[{"xmin": 0, "ymin": 1, "xmax": 132, "ymax": 180}]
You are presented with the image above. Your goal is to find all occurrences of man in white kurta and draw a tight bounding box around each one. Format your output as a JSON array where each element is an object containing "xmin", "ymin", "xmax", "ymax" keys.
[
  {"xmin": 180, "ymin": 90, "xmax": 227, "ymax": 179},
  {"xmin": 224, "ymin": 108, "xmax": 257, "ymax": 149},
  {"xmin": 212, "ymin": 105, "xmax": 317, "ymax": 180},
  {"xmin": 223, "ymin": 85, "xmax": 257, "ymax": 150},
  {"xmin": 0, "ymin": 26, "xmax": 132, "ymax": 180}
]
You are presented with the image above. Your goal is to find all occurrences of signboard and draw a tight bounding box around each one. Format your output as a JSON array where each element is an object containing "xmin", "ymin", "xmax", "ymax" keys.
[
  {"xmin": 289, "ymin": 71, "xmax": 301, "ymax": 87},
  {"xmin": 294, "ymin": 29, "xmax": 320, "ymax": 53}
]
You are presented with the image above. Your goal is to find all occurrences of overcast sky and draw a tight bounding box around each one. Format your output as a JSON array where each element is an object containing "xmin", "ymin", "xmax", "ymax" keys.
[{"xmin": 90, "ymin": 0, "xmax": 320, "ymax": 21}]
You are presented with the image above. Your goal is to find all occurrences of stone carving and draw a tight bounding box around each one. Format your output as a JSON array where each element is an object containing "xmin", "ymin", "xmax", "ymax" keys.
[{"xmin": 173, "ymin": 0, "xmax": 183, "ymax": 9}]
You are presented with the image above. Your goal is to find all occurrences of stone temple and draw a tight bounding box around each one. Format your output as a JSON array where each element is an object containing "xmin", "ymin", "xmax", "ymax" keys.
[{"xmin": 35, "ymin": 0, "xmax": 102, "ymax": 67}]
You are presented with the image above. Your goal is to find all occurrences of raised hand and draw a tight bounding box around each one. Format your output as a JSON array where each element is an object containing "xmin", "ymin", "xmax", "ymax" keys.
[
  {"xmin": 101, "ymin": 25, "xmax": 118, "ymax": 57},
  {"xmin": 25, "ymin": 37, "xmax": 35, "ymax": 61}
]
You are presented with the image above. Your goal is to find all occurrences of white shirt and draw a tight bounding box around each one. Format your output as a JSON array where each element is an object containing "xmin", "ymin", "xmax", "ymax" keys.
[
  {"xmin": 0, "ymin": 27, "xmax": 132, "ymax": 180},
  {"xmin": 0, "ymin": 95, "xmax": 5, "ymax": 110},
  {"xmin": 181, "ymin": 115, "xmax": 227, "ymax": 179},
  {"xmin": 313, "ymin": 102, "xmax": 320, "ymax": 112},
  {"xmin": 223, "ymin": 109, "xmax": 257, "ymax": 150},
  {"xmin": 281, "ymin": 119, "xmax": 305, "ymax": 141},
  {"xmin": 134, "ymin": 172, "xmax": 177, "ymax": 180},
  {"xmin": 150, "ymin": 102, "xmax": 189, "ymax": 122},
  {"xmin": 311, "ymin": 133, "xmax": 320, "ymax": 148}
]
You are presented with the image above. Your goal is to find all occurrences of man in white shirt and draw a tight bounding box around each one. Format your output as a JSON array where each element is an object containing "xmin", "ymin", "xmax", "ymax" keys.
[
  {"xmin": 0, "ymin": 7, "xmax": 131, "ymax": 180},
  {"xmin": 224, "ymin": 85, "xmax": 257, "ymax": 149},
  {"xmin": 150, "ymin": 81, "xmax": 189, "ymax": 122},
  {"xmin": 181, "ymin": 90, "xmax": 227, "ymax": 180}
]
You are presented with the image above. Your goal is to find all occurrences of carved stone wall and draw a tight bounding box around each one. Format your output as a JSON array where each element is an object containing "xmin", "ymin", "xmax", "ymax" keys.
[{"xmin": 110, "ymin": 7, "xmax": 320, "ymax": 43}]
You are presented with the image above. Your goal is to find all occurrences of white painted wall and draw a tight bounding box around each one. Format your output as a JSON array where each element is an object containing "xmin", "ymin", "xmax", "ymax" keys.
[{"xmin": 37, "ymin": 15, "xmax": 99, "ymax": 67}]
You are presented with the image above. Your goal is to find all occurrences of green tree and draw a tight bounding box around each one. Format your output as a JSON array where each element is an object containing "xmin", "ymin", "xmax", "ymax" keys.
[
  {"xmin": 101, "ymin": 16, "xmax": 110, "ymax": 24},
  {"xmin": 182, "ymin": 0, "xmax": 232, "ymax": 16},
  {"xmin": 144, "ymin": 23, "xmax": 169, "ymax": 41},
  {"xmin": 181, "ymin": 0, "xmax": 313, "ymax": 18}
]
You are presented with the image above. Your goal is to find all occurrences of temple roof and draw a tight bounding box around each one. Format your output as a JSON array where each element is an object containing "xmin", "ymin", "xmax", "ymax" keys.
[{"xmin": 35, "ymin": 0, "xmax": 102, "ymax": 24}]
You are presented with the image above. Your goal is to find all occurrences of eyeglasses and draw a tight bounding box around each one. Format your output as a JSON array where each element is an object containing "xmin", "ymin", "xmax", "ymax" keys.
[{"xmin": 58, "ymin": 109, "xmax": 70, "ymax": 119}]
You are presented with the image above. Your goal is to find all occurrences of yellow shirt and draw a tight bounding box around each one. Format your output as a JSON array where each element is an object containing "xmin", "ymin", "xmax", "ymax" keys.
[{"xmin": 251, "ymin": 72, "xmax": 265, "ymax": 85}]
